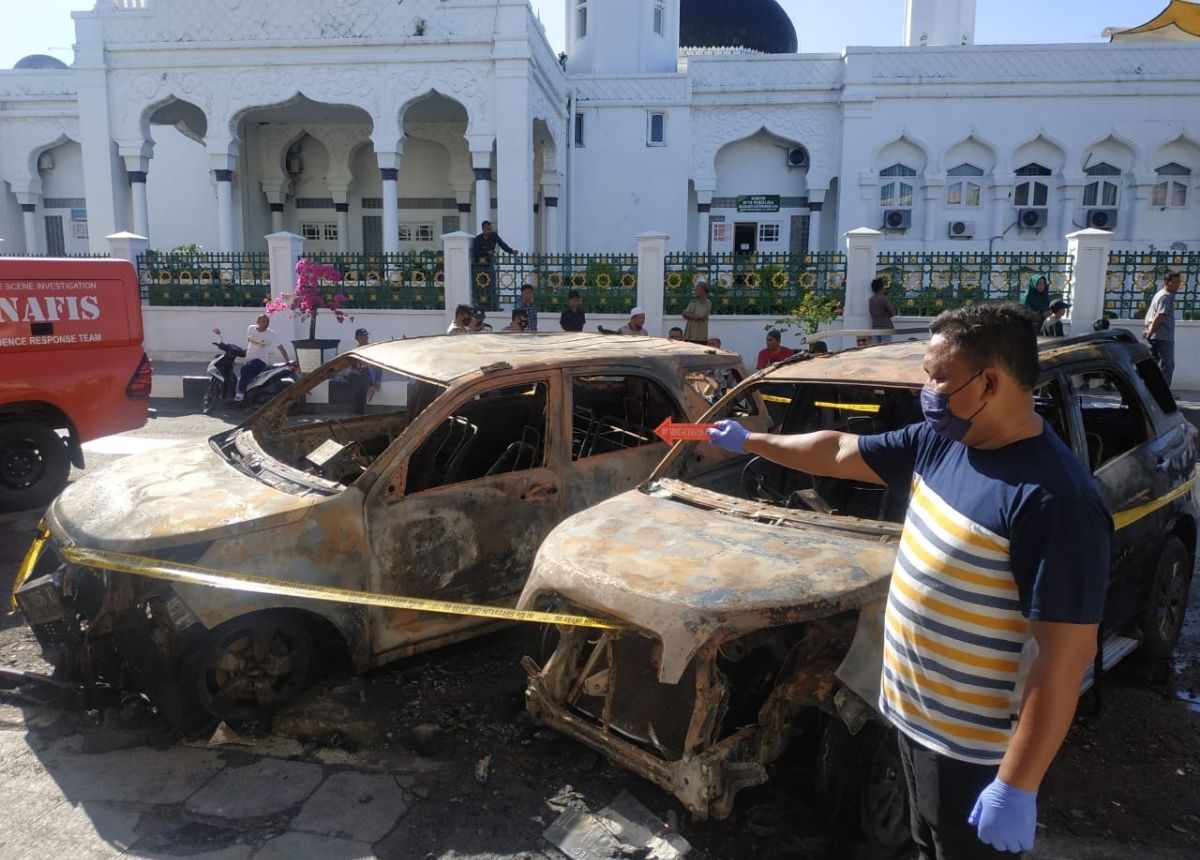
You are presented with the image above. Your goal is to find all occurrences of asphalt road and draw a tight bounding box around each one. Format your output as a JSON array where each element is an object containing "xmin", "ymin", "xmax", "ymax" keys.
[{"xmin": 1, "ymin": 407, "xmax": 1198, "ymax": 859}]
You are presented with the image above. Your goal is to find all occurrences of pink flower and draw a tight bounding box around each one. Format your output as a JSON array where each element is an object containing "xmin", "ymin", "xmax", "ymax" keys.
[{"xmin": 264, "ymin": 257, "xmax": 351, "ymax": 339}]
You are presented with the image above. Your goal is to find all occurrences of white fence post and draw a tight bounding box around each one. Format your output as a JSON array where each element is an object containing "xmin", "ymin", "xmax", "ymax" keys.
[
  {"xmin": 265, "ymin": 231, "xmax": 303, "ymax": 301},
  {"xmin": 1065, "ymin": 228, "xmax": 1113, "ymax": 333},
  {"xmin": 843, "ymin": 227, "xmax": 882, "ymax": 331},
  {"xmin": 442, "ymin": 231, "xmax": 473, "ymax": 329},
  {"xmin": 636, "ymin": 231, "xmax": 669, "ymax": 337},
  {"xmin": 105, "ymin": 230, "xmax": 148, "ymax": 264}
]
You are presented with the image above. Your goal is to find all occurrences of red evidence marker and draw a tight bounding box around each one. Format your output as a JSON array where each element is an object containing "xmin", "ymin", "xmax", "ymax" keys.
[{"xmin": 654, "ymin": 416, "xmax": 718, "ymax": 445}]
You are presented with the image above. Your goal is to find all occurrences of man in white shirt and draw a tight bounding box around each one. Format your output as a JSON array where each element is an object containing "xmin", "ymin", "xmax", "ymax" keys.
[{"xmin": 237, "ymin": 314, "xmax": 289, "ymax": 401}]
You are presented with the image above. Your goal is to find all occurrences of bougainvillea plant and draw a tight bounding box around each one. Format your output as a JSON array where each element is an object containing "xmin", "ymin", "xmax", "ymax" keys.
[{"xmin": 264, "ymin": 258, "xmax": 349, "ymax": 340}]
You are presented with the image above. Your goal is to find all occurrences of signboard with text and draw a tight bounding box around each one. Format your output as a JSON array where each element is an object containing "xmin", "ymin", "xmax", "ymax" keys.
[{"xmin": 736, "ymin": 195, "xmax": 781, "ymax": 213}]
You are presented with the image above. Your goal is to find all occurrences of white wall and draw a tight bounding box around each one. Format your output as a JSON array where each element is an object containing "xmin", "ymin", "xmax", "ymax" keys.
[{"xmin": 146, "ymin": 125, "xmax": 219, "ymax": 252}]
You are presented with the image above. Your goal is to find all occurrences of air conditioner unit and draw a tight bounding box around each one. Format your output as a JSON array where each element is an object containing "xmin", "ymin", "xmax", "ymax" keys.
[
  {"xmin": 1087, "ymin": 208, "xmax": 1118, "ymax": 230},
  {"xmin": 948, "ymin": 220, "xmax": 975, "ymax": 239},
  {"xmin": 883, "ymin": 209, "xmax": 911, "ymax": 230},
  {"xmin": 1018, "ymin": 207, "xmax": 1048, "ymax": 229},
  {"xmin": 786, "ymin": 147, "xmax": 808, "ymax": 168}
]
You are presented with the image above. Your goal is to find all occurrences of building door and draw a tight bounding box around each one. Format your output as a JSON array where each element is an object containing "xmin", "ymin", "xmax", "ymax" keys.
[
  {"xmin": 362, "ymin": 215, "xmax": 382, "ymax": 254},
  {"xmin": 789, "ymin": 214, "xmax": 810, "ymax": 254},
  {"xmin": 44, "ymin": 216, "xmax": 65, "ymax": 256},
  {"xmin": 733, "ymin": 222, "xmax": 757, "ymax": 256}
]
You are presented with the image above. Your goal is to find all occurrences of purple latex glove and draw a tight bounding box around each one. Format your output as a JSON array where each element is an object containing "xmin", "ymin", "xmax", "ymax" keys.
[
  {"xmin": 969, "ymin": 777, "xmax": 1037, "ymax": 853},
  {"xmin": 706, "ymin": 419, "xmax": 750, "ymax": 453}
]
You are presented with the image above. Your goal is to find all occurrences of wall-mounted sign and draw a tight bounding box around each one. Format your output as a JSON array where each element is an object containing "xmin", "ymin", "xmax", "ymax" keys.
[{"xmin": 736, "ymin": 194, "xmax": 780, "ymax": 213}]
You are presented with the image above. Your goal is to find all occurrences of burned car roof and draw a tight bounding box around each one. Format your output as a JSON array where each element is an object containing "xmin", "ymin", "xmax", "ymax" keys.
[{"xmin": 356, "ymin": 332, "xmax": 731, "ymax": 383}]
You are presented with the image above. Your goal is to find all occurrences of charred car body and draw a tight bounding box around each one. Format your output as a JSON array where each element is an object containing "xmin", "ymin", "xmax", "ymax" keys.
[
  {"xmin": 13, "ymin": 333, "xmax": 748, "ymax": 725},
  {"xmin": 520, "ymin": 330, "xmax": 1197, "ymax": 846}
]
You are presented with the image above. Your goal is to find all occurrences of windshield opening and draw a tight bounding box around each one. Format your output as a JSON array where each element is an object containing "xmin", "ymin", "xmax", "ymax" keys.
[
  {"xmin": 240, "ymin": 354, "xmax": 447, "ymax": 489},
  {"xmin": 659, "ymin": 380, "xmax": 924, "ymax": 523}
]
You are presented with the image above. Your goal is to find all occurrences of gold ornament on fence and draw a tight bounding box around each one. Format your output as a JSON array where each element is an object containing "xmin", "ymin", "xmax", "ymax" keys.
[
  {"xmin": 475, "ymin": 272, "xmax": 491, "ymax": 287},
  {"xmin": 570, "ymin": 273, "xmax": 587, "ymax": 288},
  {"xmin": 548, "ymin": 273, "xmax": 563, "ymax": 288},
  {"xmin": 620, "ymin": 273, "xmax": 636, "ymax": 289},
  {"xmin": 745, "ymin": 273, "xmax": 761, "ymax": 288},
  {"xmin": 797, "ymin": 271, "xmax": 816, "ymax": 290},
  {"xmin": 596, "ymin": 273, "xmax": 612, "ymax": 289},
  {"xmin": 412, "ymin": 270, "xmax": 426, "ymax": 284},
  {"xmin": 772, "ymin": 271, "xmax": 789, "ymax": 289},
  {"xmin": 666, "ymin": 272, "xmax": 683, "ymax": 288}
]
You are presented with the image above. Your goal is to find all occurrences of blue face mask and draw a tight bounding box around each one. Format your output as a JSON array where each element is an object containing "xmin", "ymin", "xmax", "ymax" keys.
[{"xmin": 920, "ymin": 370, "xmax": 985, "ymax": 442}]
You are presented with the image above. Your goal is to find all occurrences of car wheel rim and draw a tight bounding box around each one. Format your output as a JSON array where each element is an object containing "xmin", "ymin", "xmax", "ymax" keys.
[
  {"xmin": 197, "ymin": 620, "xmax": 311, "ymax": 720},
  {"xmin": 0, "ymin": 440, "xmax": 45, "ymax": 489},
  {"xmin": 1156, "ymin": 554, "xmax": 1186, "ymax": 643}
]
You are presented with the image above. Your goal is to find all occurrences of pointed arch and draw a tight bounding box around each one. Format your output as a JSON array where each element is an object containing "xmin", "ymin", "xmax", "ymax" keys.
[{"xmin": 941, "ymin": 132, "xmax": 998, "ymax": 174}]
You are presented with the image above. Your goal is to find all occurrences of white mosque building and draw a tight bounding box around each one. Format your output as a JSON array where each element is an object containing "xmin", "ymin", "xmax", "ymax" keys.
[{"xmin": 0, "ymin": 0, "xmax": 1197, "ymax": 259}]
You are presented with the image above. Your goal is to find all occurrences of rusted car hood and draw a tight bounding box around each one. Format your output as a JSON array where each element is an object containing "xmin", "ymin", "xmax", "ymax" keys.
[
  {"xmin": 519, "ymin": 488, "xmax": 896, "ymax": 684},
  {"xmin": 48, "ymin": 438, "xmax": 315, "ymax": 550}
]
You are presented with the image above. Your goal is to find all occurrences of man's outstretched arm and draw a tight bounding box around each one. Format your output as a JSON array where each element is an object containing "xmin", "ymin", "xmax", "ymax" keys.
[{"xmin": 707, "ymin": 421, "xmax": 884, "ymax": 484}]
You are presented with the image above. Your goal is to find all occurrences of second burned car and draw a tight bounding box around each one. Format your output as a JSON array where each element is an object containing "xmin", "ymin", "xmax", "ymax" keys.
[
  {"xmin": 519, "ymin": 330, "xmax": 1197, "ymax": 848},
  {"xmin": 13, "ymin": 333, "xmax": 748, "ymax": 724}
]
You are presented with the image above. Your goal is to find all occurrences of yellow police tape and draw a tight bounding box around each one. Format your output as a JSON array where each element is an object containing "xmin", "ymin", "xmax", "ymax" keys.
[
  {"xmin": 13, "ymin": 532, "xmax": 626, "ymax": 631},
  {"xmin": 1111, "ymin": 475, "xmax": 1197, "ymax": 532}
]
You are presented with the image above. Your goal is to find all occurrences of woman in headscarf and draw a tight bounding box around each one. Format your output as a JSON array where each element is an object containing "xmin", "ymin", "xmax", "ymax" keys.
[{"xmin": 1023, "ymin": 273, "xmax": 1051, "ymax": 320}]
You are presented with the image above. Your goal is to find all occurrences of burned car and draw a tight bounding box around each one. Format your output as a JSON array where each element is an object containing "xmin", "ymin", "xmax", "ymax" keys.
[
  {"xmin": 519, "ymin": 330, "xmax": 1196, "ymax": 846},
  {"xmin": 13, "ymin": 333, "xmax": 748, "ymax": 724}
]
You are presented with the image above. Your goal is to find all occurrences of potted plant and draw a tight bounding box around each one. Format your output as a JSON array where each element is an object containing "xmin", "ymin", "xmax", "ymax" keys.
[{"xmin": 265, "ymin": 257, "xmax": 350, "ymax": 372}]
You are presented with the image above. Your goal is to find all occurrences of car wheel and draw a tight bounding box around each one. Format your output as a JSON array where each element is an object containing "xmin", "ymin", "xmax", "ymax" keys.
[
  {"xmin": 190, "ymin": 613, "xmax": 314, "ymax": 722},
  {"xmin": 815, "ymin": 718, "xmax": 912, "ymax": 851},
  {"xmin": 1139, "ymin": 535, "xmax": 1193, "ymax": 661},
  {"xmin": 201, "ymin": 378, "xmax": 222, "ymax": 415},
  {"xmin": 0, "ymin": 421, "xmax": 71, "ymax": 512}
]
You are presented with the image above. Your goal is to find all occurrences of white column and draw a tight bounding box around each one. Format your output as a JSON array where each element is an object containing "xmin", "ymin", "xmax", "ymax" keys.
[
  {"xmin": 105, "ymin": 230, "xmax": 148, "ymax": 263},
  {"xmin": 807, "ymin": 204, "xmax": 823, "ymax": 252},
  {"xmin": 377, "ymin": 150, "xmax": 401, "ymax": 255},
  {"xmin": 543, "ymin": 192, "xmax": 560, "ymax": 253},
  {"xmin": 333, "ymin": 194, "xmax": 350, "ymax": 253},
  {"xmin": 1065, "ymin": 228, "xmax": 1112, "ymax": 333},
  {"xmin": 1059, "ymin": 174, "xmax": 1084, "ymax": 241},
  {"xmin": 74, "ymin": 15, "xmax": 124, "ymax": 253},
  {"xmin": 442, "ymin": 230, "xmax": 473, "ymax": 327},
  {"xmin": 16, "ymin": 193, "xmax": 39, "ymax": 254},
  {"xmin": 129, "ymin": 176, "xmax": 150, "ymax": 241},
  {"xmin": 696, "ymin": 190, "xmax": 713, "ymax": 253},
  {"xmin": 472, "ymin": 151, "xmax": 493, "ymax": 233},
  {"xmin": 452, "ymin": 185, "xmax": 473, "ymax": 233},
  {"xmin": 921, "ymin": 178, "xmax": 943, "ymax": 244},
  {"xmin": 495, "ymin": 61, "xmax": 534, "ymax": 251},
  {"xmin": 989, "ymin": 175, "xmax": 1013, "ymax": 243},
  {"xmin": 636, "ymin": 231, "xmax": 669, "ymax": 337},
  {"xmin": 270, "ymin": 204, "xmax": 285, "ymax": 234},
  {"xmin": 1126, "ymin": 177, "xmax": 1153, "ymax": 247},
  {"xmin": 843, "ymin": 227, "xmax": 883, "ymax": 332},
  {"xmin": 211, "ymin": 155, "xmax": 237, "ymax": 253}
]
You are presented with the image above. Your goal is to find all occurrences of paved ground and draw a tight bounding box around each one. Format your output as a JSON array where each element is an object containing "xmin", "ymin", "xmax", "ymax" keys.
[{"xmin": 1, "ymin": 405, "xmax": 1199, "ymax": 859}]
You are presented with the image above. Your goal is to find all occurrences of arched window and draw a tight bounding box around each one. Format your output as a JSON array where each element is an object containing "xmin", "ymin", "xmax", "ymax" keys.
[
  {"xmin": 654, "ymin": 1, "xmax": 666, "ymax": 35},
  {"xmin": 946, "ymin": 163, "xmax": 984, "ymax": 207},
  {"xmin": 1083, "ymin": 162, "xmax": 1121, "ymax": 207},
  {"xmin": 1153, "ymin": 162, "xmax": 1190, "ymax": 208},
  {"xmin": 1013, "ymin": 163, "xmax": 1051, "ymax": 207},
  {"xmin": 576, "ymin": 0, "xmax": 588, "ymax": 38},
  {"xmin": 880, "ymin": 163, "xmax": 916, "ymax": 209}
]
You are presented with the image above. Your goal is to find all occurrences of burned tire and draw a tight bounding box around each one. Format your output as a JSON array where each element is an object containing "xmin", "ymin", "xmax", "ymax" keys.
[
  {"xmin": 815, "ymin": 718, "xmax": 912, "ymax": 851},
  {"xmin": 0, "ymin": 420, "xmax": 70, "ymax": 512},
  {"xmin": 190, "ymin": 613, "xmax": 314, "ymax": 722},
  {"xmin": 201, "ymin": 378, "xmax": 222, "ymax": 415},
  {"xmin": 1139, "ymin": 535, "xmax": 1193, "ymax": 661}
]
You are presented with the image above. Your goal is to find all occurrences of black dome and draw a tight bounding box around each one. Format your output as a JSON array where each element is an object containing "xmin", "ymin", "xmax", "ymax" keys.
[
  {"xmin": 680, "ymin": 0, "xmax": 798, "ymax": 54},
  {"xmin": 14, "ymin": 54, "xmax": 69, "ymax": 70}
]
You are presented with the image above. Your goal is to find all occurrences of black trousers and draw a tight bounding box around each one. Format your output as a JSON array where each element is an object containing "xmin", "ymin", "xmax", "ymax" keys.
[
  {"xmin": 238, "ymin": 358, "xmax": 266, "ymax": 393},
  {"xmin": 896, "ymin": 731, "xmax": 1019, "ymax": 860}
]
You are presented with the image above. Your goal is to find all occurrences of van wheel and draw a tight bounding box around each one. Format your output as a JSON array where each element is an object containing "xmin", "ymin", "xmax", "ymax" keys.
[
  {"xmin": 1139, "ymin": 535, "xmax": 1193, "ymax": 661},
  {"xmin": 201, "ymin": 379, "xmax": 222, "ymax": 415},
  {"xmin": 815, "ymin": 719, "xmax": 912, "ymax": 851},
  {"xmin": 0, "ymin": 421, "xmax": 70, "ymax": 512},
  {"xmin": 189, "ymin": 613, "xmax": 314, "ymax": 722}
]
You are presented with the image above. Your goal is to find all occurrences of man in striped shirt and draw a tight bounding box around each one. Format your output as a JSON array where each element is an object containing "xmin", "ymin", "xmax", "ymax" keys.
[{"xmin": 707, "ymin": 303, "xmax": 1111, "ymax": 857}]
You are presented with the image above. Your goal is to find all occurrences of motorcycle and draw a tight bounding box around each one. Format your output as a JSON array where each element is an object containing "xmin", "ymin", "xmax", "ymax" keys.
[{"xmin": 201, "ymin": 327, "xmax": 298, "ymax": 415}]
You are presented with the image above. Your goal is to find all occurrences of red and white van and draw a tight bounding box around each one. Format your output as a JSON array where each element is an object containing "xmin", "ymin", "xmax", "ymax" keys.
[{"xmin": 0, "ymin": 258, "xmax": 151, "ymax": 511}]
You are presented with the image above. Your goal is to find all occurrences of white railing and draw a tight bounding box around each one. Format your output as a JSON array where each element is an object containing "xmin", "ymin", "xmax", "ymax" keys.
[{"xmin": 113, "ymin": 0, "xmax": 148, "ymax": 10}]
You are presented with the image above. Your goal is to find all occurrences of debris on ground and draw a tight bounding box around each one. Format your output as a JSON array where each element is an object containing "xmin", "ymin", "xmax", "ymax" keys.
[
  {"xmin": 474, "ymin": 754, "xmax": 491, "ymax": 785},
  {"xmin": 208, "ymin": 721, "xmax": 253, "ymax": 747},
  {"xmin": 409, "ymin": 723, "xmax": 443, "ymax": 756},
  {"xmin": 543, "ymin": 790, "xmax": 691, "ymax": 860}
]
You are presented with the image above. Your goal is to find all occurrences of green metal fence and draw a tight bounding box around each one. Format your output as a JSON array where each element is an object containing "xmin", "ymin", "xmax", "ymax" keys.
[
  {"xmin": 305, "ymin": 251, "xmax": 444, "ymax": 311},
  {"xmin": 875, "ymin": 251, "xmax": 1072, "ymax": 317},
  {"xmin": 474, "ymin": 253, "xmax": 638, "ymax": 315},
  {"xmin": 1104, "ymin": 251, "xmax": 1200, "ymax": 320},
  {"xmin": 138, "ymin": 251, "xmax": 270, "ymax": 306},
  {"xmin": 663, "ymin": 252, "xmax": 847, "ymax": 316}
]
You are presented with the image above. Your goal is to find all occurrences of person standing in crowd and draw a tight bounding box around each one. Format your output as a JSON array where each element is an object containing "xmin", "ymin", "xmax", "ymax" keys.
[
  {"xmin": 470, "ymin": 220, "xmax": 518, "ymax": 309},
  {"xmin": 346, "ymin": 327, "xmax": 382, "ymax": 414},
  {"xmin": 560, "ymin": 290, "xmax": 586, "ymax": 332},
  {"xmin": 619, "ymin": 307, "xmax": 647, "ymax": 335},
  {"xmin": 447, "ymin": 304, "xmax": 473, "ymax": 335},
  {"xmin": 757, "ymin": 329, "xmax": 795, "ymax": 370},
  {"xmin": 707, "ymin": 302, "xmax": 1110, "ymax": 859},
  {"xmin": 516, "ymin": 283, "xmax": 539, "ymax": 331},
  {"xmin": 1144, "ymin": 271, "xmax": 1182, "ymax": 387},
  {"xmin": 668, "ymin": 327, "xmax": 684, "ymax": 341},
  {"xmin": 1093, "ymin": 318, "xmax": 1110, "ymax": 332},
  {"xmin": 1039, "ymin": 300, "xmax": 1070, "ymax": 337},
  {"xmin": 1023, "ymin": 274, "xmax": 1051, "ymax": 321},
  {"xmin": 236, "ymin": 314, "xmax": 289, "ymax": 402},
  {"xmin": 469, "ymin": 308, "xmax": 492, "ymax": 332},
  {"xmin": 682, "ymin": 280, "xmax": 711, "ymax": 344},
  {"xmin": 502, "ymin": 308, "xmax": 529, "ymax": 332},
  {"xmin": 869, "ymin": 277, "xmax": 897, "ymax": 343}
]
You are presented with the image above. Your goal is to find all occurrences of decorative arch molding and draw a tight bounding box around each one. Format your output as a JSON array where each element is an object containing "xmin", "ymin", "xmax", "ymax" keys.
[
  {"xmin": 115, "ymin": 71, "xmax": 215, "ymax": 144},
  {"xmin": 1081, "ymin": 130, "xmax": 1139, "ymax": 173},
  {"xmin": 392, "ymin": 68, "xmax": 494, "ymax": 143},
  {"xmin": 690, "ymin": 105, "xmax": 839, "ymax": 186},
  {"xmin": 940, "ymin": 131, "xmax": 998, "ymax": 174},
  {"xmin": 257, "ymin": 124, "xmax": 374, "ymax": 197},
  {"xmin": 1010, "ymin": 130, "xmax": 1068, "ymax": 175},
  {"xmin": 870, "ymin": 131, "xmax": 931, "ymax": 173},
  {"xmin": 1151, "ymin": 131, "xmax": 1200, "ymax": 170},
  {"xmin": 0, "ymin": 119, "xmax": 81, "ymax": 191},
  {"xmin": 405, "ymin": 122, "xmax": 473, "ymax": 188}
]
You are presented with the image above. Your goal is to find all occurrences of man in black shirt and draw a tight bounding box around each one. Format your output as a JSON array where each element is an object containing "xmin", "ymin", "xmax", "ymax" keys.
[
  {"xmin": 471, "ymin": 220, "xmax": 518, "ymax": 310},
  {"xmin": 559, "ymin": 290, "xmax": 585, "ymax": 332}
]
